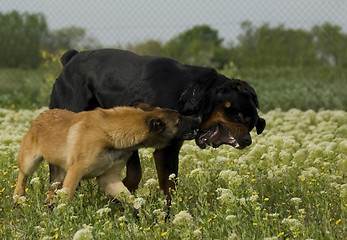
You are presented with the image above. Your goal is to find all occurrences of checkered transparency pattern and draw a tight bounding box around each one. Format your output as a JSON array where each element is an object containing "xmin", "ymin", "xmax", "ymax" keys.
[{"xmin": 2, "ymin": 0, "xmax": 344, "ymax": 46}]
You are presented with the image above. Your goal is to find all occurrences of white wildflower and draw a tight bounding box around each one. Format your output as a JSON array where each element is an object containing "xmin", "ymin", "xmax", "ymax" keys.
[
  {"xmin": 290, "ymin": 197, "xmax": 302, "ymax": 205},
  {"xmin": 226, "ymin": 215, "xmax": 237, "ymax": 222},
  {"xmin": 228, "ymin": 233, "xmax": 238, "ymax": 240},
  {"xmin": 298, "ymin": 208, "xmax": 306, "ymax": 215},
  {"xmin": 13, "ymin": 195, "xmax": 26, "ymax": 205},
  {"xmin": 73, "ymin": 224, "xmax": 94, "ymax": 240},
  {"xmin": 42, "ymin": 236, "xmax": 53, "ymax": 240},
  {"xmin": 279, "ymin": 150, "xmax": 291, "ymax": 162},
  {"xmin": 219, "ymin": 170, "xmax": 242, "ymax": 187},
  {"xmin": 30, "ymin": 177, "xmax": 40, "ymax": 185},
  {"xmin": 264, "ymin": 237, "xmax": 278, "ymax": 240},
  {"xmin": 172, "ymin": 210, "xmax": 193, "ymax": 226},
  {"xmin": 193, "ymin": 229, "xmax": 202, "ymax": 237},
  {"xmin": 134, "ymin": 197, "xmax": 145, "ymax": 209},
  {"xmin": 216, "ymin": 155, "xmax": 229, "ymax": 163},
  {"xmin": 144, "ymin": 178, "xmax": 158, "ymax": 187},
  {"xmin": 126, "ymin": 223, "xmax": 140, "ymax": 235},
  {"xmin": 189, "ymin": 168, "xmax": 207, "ymax": 182},
  {"xmin": 95, "ymin": 207, "xmax": 111, "ymax": 217},
  {"xmin": 168, "ymin": 173, "xmax": 176, "ymax": 180},
  {"xmin": 268, "ymin": 213, "xmax": 279, "ymax": 218},
  {"xmin": 55, "ymin": 187, "xmax": 68, "ymax": 198},
  {"xmin": 239, "ymin": 197, "xmax": 246, "ymax": 206},
  {"xmin": 293, "ymin": 149, "xmax": 308, "ymax": 162},
  {"xmin": 216, "ymin": 188, "xmax": 236, "ymax": 205},
  {"xmin": 56, "ymin": 203, "xmax": 67, "ymax": 211},
  {"xmin": 51, "ymin": 181, "xmax": 61, "ymax": 189},
  {"xmin": 153, "ymin": 209, "xmax": 166, "ymax": 221},
  {"xmin": 299, "ymin": 167, "xmax": 319, "ymax": 180},
  {"xmin": 158, "ymin": 198, "xmax": 167, "ymax": 208},
  {"xmin": 340, "ymin": 183, "xmax": 347, "ymax": 198},
  {"xmin": 281, "ymin": 218, "xmax": 302, "ymax": 231},
  {"xmin": 181, "ymin": 143, "xmax": 196, "ymax": 152},
  {"xmin": 34, "ymin": 225, "xmax": 45, "ymax": 233},
  {"xmin": 78, "ymin": 194, "xmax": 85, "ymax": 199},
  {"xmin": 249, "ymin": 194, "xmax": 259, "ymax": 202}
]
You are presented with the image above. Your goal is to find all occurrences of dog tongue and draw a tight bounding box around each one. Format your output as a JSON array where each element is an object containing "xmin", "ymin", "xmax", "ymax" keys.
[
  {"xmin": 196, "ymin": 123, "xmax": 239, "ymax": 149},
  {"xmin": 203, "ymin": 125, "xmax": 221, "ymax": 146}
]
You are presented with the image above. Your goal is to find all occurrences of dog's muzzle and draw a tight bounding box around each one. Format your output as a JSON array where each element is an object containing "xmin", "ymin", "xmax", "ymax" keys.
[{"xmin": 195, "ymin": 122, "xmax": 251, "ymax": 149}]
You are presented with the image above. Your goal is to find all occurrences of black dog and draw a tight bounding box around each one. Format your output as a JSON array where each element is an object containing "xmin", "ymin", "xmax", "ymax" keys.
[{"xmin": 49, "ymin": 49, "xmax": 265, "ymax": 203}]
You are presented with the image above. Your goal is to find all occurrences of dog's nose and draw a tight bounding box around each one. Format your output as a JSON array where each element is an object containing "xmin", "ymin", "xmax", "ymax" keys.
[{"xmin": 243, "ymin": 135, "xmax": 252, "ymax": 146}]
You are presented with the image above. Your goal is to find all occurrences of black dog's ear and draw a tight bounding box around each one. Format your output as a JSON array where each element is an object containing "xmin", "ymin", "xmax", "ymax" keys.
[
  {"xmin": 232, "ymin": 79, "xmax": 260, "ymax": 108},
  {"xmin": 256, "ymin": 118, "xmax": 266, "ymax": 135},
  {"xmin": 147, "ymin": 118, "xmax": 165, "ymax": 133},
  {"xmin": 134, "ymin": 102, "xmax": 155, "ymax": 111},
  {"xmin": 179, "ymin": 69, "xmax": 217, "ymax": 113},
  {"xmin": 60, "ymin": 49, "xmax": 79, "ymax": 66}
]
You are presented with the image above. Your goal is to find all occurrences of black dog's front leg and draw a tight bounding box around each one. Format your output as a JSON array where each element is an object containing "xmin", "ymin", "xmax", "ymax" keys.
[
  {"xmin": 123, "ymin": 151, "xmax": 142, "ymax": 192},
  {"xmin": 153, "ymin": 141, "xmax": 183, "ymax": 207}
]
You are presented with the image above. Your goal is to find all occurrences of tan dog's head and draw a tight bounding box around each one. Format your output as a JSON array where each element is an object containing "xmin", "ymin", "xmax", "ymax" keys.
[{"xmin": 133, "ymin": 103, "xmax": 201, "ymax": 148}]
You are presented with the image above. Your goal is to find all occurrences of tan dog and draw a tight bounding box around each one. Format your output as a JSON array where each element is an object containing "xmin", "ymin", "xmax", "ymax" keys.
[{"xmin": 13, "ymin": 103, "xmax": 200, "ymax": 206}]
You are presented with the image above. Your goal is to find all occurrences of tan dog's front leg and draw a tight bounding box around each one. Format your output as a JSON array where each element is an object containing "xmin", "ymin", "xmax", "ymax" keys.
[{"xmin": 97, "ymin": 160, "xmax": 132, "ymax": 203}]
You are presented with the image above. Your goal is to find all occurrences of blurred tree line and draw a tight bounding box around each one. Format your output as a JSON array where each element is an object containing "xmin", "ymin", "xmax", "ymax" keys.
[
  {"xmin": 0, "ymin": 11, "xmax": 100, "ymax": 69},
  {"xmin": 1, "ymin": 10, "xmax": 347, "ymax": 69}
]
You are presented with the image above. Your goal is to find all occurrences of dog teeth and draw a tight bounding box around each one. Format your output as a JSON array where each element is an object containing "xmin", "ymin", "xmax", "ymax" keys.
[{"xmin": 228, "ymin": 137, "xmax": 240, "ymax": 148}]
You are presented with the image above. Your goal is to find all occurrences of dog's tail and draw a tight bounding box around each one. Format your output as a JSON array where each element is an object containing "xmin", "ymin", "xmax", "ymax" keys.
[{"xmin": 60, "ymin": 49, "xmax": 79, "ymax": 66}]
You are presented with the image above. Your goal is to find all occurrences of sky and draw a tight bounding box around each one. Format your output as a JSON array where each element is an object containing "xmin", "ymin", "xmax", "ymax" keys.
[{"xmin": 2, "ymin": 0, "xmax": 347, "ymax": 46}]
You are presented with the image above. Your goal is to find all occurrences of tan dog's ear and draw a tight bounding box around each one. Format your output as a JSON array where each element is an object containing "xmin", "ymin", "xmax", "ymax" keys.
[
  {"xmin": 133, "ymin": 102, "xmax": 155, "ymax": 111},
  {"xmin": 147, "ymin": 118, "xmax": 165, "ymax": 133}
]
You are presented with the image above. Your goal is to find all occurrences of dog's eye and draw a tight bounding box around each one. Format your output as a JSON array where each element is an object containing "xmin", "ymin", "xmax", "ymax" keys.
[
  {"xmin": 244, "ymin": 116, "xmax": 251, "ymax": 123},
  {"xmin": 225, "ymin": 107, "xmax": 237, "ymax": 115},
  {"xmin": 238, "ymin": 112, "xmax": 244, "ymax": 121},
  {"xmin": 225, "ymin": 108, "xmax": 242, "ymax": 122}
]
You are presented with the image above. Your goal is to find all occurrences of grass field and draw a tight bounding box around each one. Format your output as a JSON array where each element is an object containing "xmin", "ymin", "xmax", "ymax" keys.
[{"xmin": 0, "ymin": 108, "xmax": 346, "ymax": 239}]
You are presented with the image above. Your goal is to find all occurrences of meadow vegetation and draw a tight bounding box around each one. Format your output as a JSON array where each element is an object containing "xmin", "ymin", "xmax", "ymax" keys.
[
  {"xmin": 0, "ymin": 108, "xmax": 346, "ymax": 239},
  {"xmin": 1, "ymin": 10, "xmax": 346, "ymax": 239}
]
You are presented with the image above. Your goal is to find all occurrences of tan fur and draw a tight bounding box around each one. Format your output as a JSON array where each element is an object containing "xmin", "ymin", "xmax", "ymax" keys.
[{"xmin": 13, "ymin": 105, "xmax": 183, "ymax": 206}]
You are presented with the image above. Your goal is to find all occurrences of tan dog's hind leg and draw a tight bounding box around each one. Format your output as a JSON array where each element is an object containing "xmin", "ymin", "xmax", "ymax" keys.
[
  {"xmin": 97, "ymin": 160, "xmax": 132, "ymax": 203},
  {"xmin": 61, "ymin": 165, "xmax": 84, "ymax": 200},
  {"xmin": 13, "ymin": 172, "xmax": 28, "ymax": 198},
  {"xmin": 13, "ymin": 148, "xmax": 43, "ymax": 204}
]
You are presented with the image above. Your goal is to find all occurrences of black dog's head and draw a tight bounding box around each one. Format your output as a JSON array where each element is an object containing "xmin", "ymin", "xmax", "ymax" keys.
[{"xmin": 181, "ymin": 75, "xmax": 266, "ymax": 149}]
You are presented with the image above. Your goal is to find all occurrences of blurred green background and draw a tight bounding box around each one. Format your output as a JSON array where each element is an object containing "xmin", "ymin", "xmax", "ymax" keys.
[{"xmin": 1, "ymin": 1, "xmax": 346, "ymax": 111}]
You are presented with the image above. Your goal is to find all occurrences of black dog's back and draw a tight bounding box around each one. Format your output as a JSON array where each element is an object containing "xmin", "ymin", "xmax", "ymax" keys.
[{"xmin": 50, "ymin": 49, "xmax": 216, "ymax": 112}]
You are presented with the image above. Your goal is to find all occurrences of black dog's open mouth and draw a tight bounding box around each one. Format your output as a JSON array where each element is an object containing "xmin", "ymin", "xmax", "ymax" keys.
[{"xmin": 195, "ymin": 123, "xmax": 240, "ymax": 149}]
